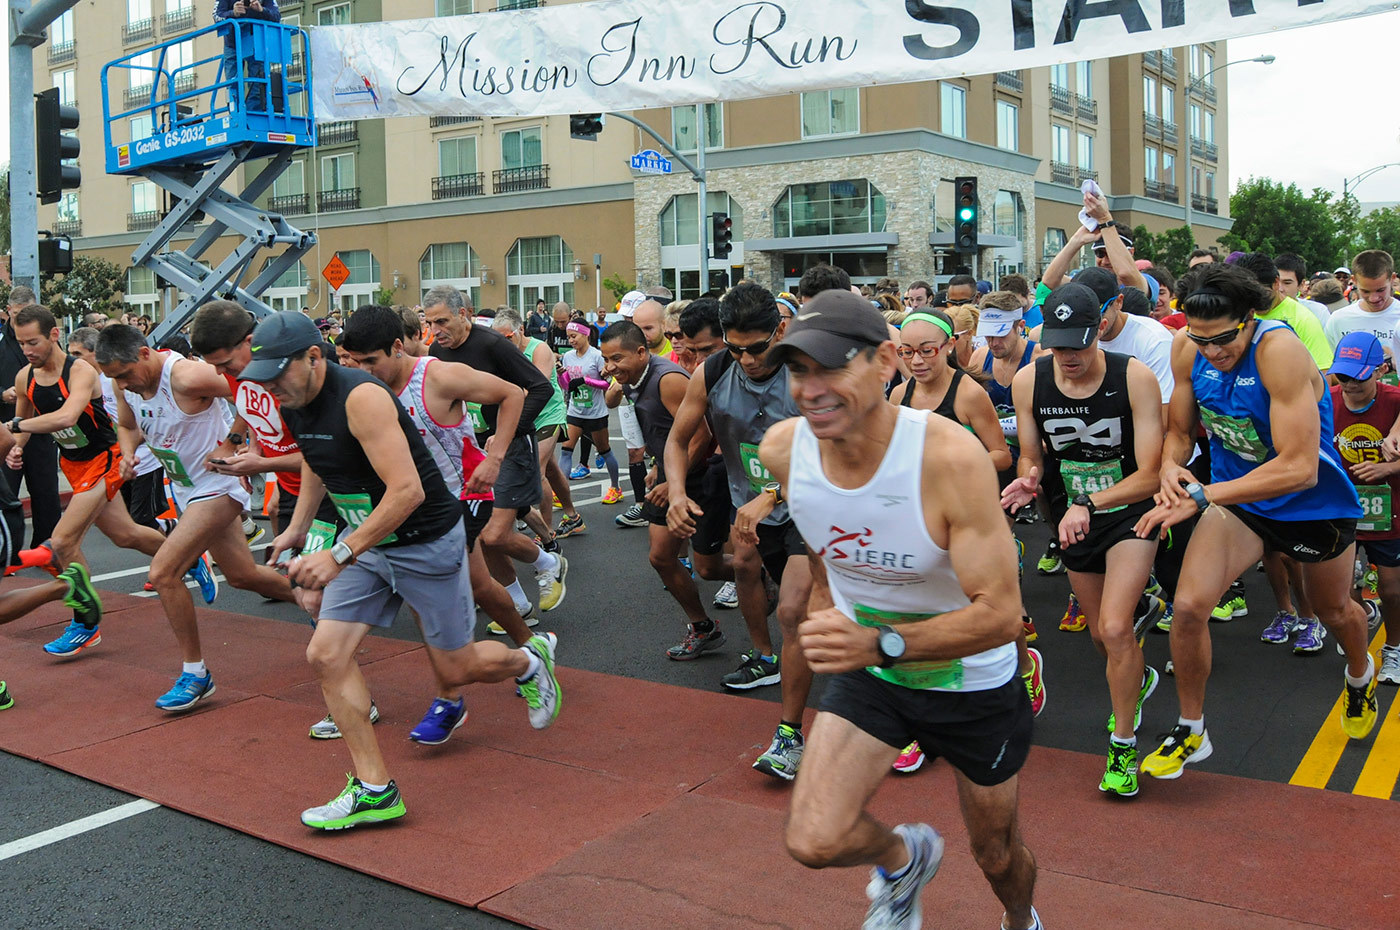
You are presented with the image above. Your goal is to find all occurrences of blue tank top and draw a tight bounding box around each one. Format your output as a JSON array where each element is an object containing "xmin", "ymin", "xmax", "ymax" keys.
[
  {"xmin": 1191, "ymin": 319, "xmax": 1362, "ymax": 521},
  {"xmin": 983, "ymin": 339, "xmax": 1037, "ymax": 413}
]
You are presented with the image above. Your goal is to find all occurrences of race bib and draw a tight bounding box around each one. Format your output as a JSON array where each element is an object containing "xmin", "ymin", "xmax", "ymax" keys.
[
  {"xmin": 51, "ymin": 425, "xmax": 90, "ymax": 451},
  {"xmin": 326, "ymin": 490, "xmax": 399, "ymax": 546},
  {"xmin": 569, "ymin": 380, "xmax": 592, "ymax": 405},
  {"xmin": 1060, "ymin": 459, "xmax": 1126, "ymax": 514},
  {"xmin": 466, "ymin": 402, "xmax": 488, "ymax": 434},
  {"xmin": 1382, "ymin": 370, "xmax": 1399, "ymax": 388},
  {"xmin": 1199, "ymin": 407, "xmax": 1269, "ymax": 463},
  {"xmin": 853, "ymin": 603, "xmax": 964, "ymax": 691},
  {"xmin": 619, "ymin": 400, "xmax": 644, "ymax": 448},
  {"xmin": 302, "ymin": 519, "xmax": 338, "ymax": 554},
  {"xmin": 739, "ymin": 441, "xmax": 773, "ymax": 492},
  {"xmin": 150, "ymin": 446, "xmax": 195, "ymax": 486},
  {"xmin": 1356, "ymin": 484, "xmax": 1392, "ymax": 533}
]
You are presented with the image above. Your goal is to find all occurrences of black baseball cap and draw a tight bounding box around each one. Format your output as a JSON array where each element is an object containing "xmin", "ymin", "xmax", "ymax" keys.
[
  {"xmin": 239, "ymin": 311, "xmax": 322, "ymax": 382},
  {"xmin": 1040, "ymin": 283, "xmax": 1103, "ymax": 350},
  {"xmin": 1092, "ymin": 231, "xmax": 1134, "ymax": 252},
  {"xmin": 771, "ymin": 290, "xmax": 890, "ymax": 368},
  {"xmin": 1073, "ymin": 266, "xmax": 1119, "ymax": 305}
]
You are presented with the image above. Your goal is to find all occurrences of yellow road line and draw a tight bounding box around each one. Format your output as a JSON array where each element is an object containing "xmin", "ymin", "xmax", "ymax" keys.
[
  {"xmin": 1288, "ymin": 627, "xmax": 1385, "ymax": 790},
  {"xmin": 1353, "ymin": 676, "xmax": 1400, "ymax": 799}
]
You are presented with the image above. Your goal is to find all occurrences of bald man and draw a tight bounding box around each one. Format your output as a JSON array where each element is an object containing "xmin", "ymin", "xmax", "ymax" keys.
[{"xmin": 631, "ymin": 299, "xmax": 672, "ymax": 359}]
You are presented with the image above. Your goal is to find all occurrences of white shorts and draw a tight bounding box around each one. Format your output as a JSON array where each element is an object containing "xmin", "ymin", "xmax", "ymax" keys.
[{"xmin": 168, "ymin": 471, "xmax": 251, "ymax": 513}]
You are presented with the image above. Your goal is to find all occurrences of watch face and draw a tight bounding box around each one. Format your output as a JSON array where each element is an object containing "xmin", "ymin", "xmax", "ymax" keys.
[{"xmin": 879, "ymin": 629, "xmax": 906, "ymax": 659}]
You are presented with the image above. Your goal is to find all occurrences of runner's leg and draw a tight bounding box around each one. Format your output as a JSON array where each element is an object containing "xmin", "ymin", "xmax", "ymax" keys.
[
  {"xmin": 1300, "ymin": 546, "xmax": 1370, "ymax": 678},
  {"xmin": 305, "ymin": 618, "xmax": 386, "ymax": 784},
  {"xmin": 147, "ymin": 496, "xmax": 243, "ymax": 662},
  {"xmin": 954, "ymin": 771, "xmax": 1037, "ymax": 930},
  {"xmin": 1098, "ymin": 540, "xmax": 1156, "ymax": 739},
  {"xmin": 92, "ymin": 493, "xmax": 166, "ymax": 557},
  {"xmin": 777, "ymin": 554, "xmax": 814, "ymax": 723},
  {"xmin": 649, "ymin": 524, "xmax": 710, "ymax": 626},
  {"xmin": 731, "ymin": 537, "xmax": 775, "ymax": 656},
  {"xmin": 205, "ymin": 515, "xmax": 297, "ymax": 603}
]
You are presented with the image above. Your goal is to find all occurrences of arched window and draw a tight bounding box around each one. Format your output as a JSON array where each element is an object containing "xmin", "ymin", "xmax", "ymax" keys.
[
  {"xmin": 772, "ymin": 179, "xmax": 886, "ymax": 238},
  {"xmin": 659, "ymin": 192, "xmax": 744, "ymax": 298},
  {"xmin": 420, "ymin": 242, "xmax": 482, "ymax": 310},
  {"xmin": 506, "ymin": 236, "xmax": 574, "ymax": 314}
]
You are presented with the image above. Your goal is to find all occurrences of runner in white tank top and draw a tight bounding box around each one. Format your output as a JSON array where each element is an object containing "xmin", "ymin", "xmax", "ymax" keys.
[
  {"xmin": 397, "ymin": 356, "xmax": 483, "ymax": 499},
  {"xmin": 757, "ymin": 290, "xmax": 1042, "ymax": 930}
]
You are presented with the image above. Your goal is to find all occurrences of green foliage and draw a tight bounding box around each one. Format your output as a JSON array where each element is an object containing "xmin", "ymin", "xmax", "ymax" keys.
[
  {"xmin": 1127, "ymin": 224, "xmax": 1195, "ymax": 273},
  {"xmin": 374, "ymin": 285, "xmax": 397, "ymax": 306},
  {"xmin": 1222, "ymin": 177, "xmax": 1345, "ymax": 269},
  {"xmin": 602, "ymin": 272, "xmax": 635, "ymax": 304},
  {"xmin": 40, "ymin": 256, "xmax": 126, "ymax": 318},
  {"xmin": 1356, "ymin": 205, "xmax": 1400, "ymax": 263},
  {"xmin": 0, "ymin": 166, "xmax": 10, "ymax": 257}
]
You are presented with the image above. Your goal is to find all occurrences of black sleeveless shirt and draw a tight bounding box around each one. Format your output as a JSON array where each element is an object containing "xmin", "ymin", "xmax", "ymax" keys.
[
  {"xmin": 27, "ymin": 355, "xmax": 116, "ymax": 462},
  {"xmin": 281, "ymin": 364, "xmax": 461, "ymax": 548},
  {"xmin": 1030, "ymin": 351, "xmax": 1148, "ymax": 519},
  {"xmin": 901, "ymin": 368, "xmax": 965, "ymax": 424}
]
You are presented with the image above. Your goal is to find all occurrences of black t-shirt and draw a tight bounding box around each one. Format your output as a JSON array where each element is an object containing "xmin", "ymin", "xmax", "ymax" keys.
[
  {"xmin": 429, "ymin": 323, "xmax": 551, "ymax": 438},
  {"xmin": 546, "ymin": 325, "xmax": 571, "ymax": 364},
  {"xmin": 281, "ymin": 364, "xmax": 460, "ymax": 548}
]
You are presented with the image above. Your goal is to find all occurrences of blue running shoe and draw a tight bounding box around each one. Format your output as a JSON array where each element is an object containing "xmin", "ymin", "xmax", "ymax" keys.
[
  {"xmin": 863, "ymin": 823, "xmax": 945, "ymax": 929},
  {"xmin": 155, "ymin": 671, "xmax": 216, "ymax": 712},
  {"xmin": 188, "ymin": 553, "xmax": 218, "ymax": 604},
  {"xmin": 409, "ymin": 697, "xmax": 467, "ymax": 745},
  {"xmin": 43, "ymin": 619, "xmax": 101, "ymax": 658},
  {"xmin": 569, "ymin": 465, "xmax": 590, "ymax": 480},
  {"xmin": 679, "ymin": 556, "xmax": 697, "ymax": 579},
  {"xmin": 594, "ymin": 453, "xmax": 605, "ymax": 469}
]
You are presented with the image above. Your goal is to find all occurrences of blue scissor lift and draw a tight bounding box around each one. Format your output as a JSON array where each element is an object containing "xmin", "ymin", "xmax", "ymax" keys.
[{"xmin": 102, "ymin": 20, "xmax": 317, "ymax": 344}]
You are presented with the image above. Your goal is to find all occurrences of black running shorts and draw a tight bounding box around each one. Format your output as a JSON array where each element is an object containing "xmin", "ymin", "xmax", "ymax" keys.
[
  {"xmin": 643, "ymin": 468, "xmax": 729, "ymax": 556},
  {"xmin": 1060, "ymin": 502, "xmax": 1154, "ymax": 574},
  {"xmin": 461, "ymin": 498, "xmax": 493, "ymax": 552},
  {"xmin": 755, "ymin": 519, "xmax": 806, "ymax": 583},
  {"xmin": 1225, "ymin": 505, "xmax": 1357, "ymax": 563}
]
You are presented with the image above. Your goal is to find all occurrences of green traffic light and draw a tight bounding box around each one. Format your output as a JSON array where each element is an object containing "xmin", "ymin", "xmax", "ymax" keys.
[{"xmin": 958, "ymin": 207, "xmax": 975, "ymax": 221}]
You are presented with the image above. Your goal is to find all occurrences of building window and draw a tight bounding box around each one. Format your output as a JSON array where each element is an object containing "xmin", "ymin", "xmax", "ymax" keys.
[
  {"xmin": 51, "ymin": 10, "xmax": 73, "ymax": 45},
  {"xmin": 1163, "ymin": 151, "xmax": 1175, "ymax": 186},
  {"xmin": 436, "ymin": 0, "xmax": 474, "ymax": 13},
  {"xmin": 506, "ymin": 236, "xmax": 575, "ymax": 314},
  {"xmin": 672, "ymin": 103, "xmax": 722, "ymax": 152},
  {"xmin": 56, "ymin": 192, "xmax": 79, "ymax": 230},
  {"xmin": 127, "ymin": 0, "xmax": 150, "ymax": 24},
  {"xmin": 132, "ymin": 180, "xmax": 158, "ymax": 215},
  {"xmin": 1042, "ymin": 228, "xmax": 1067, "ymax": 264},
  {"xmin": 500, "ymin": 127, "xmax": 542, "ymax": 169},
  {"xmin": 1192, "ymin": 165, "xmax": 1202, "ymax": 197},
  {"xmin": 270, "ymin": 160, "xmax": 306, "ymax": 212},
  {"xmin": 130, "ymin": 114, "xmax": 153, "ymax": 144},
  {"xmin": 800, "ymin": 88, "xmax": 859, "ymax": 138},
  {"xmin": 1161, "ymin": 87, "xmax": 1174, "ymax": 126},
  {"xmin": 1203, "ymin": 110, "xmax": 1215, "ymax": 143},
  {"xmin": 1050, "ymin": 63, "xmax": 1068, "ymax": 89},
  {"xmin": 993, "ymin": 191, "xmax": 1024, "ymax": 240},
  {"xmin": 1145, "ymin": 145, "xmax": 1159, "ymax": 182},
  {"xmin": 995, "ymin": 100, "xmax": 1018, "ymax": 152},
  {"xmin": 1143, "ymin": 75, "xmax": 1157, "ymax": 117},
  {"xmin": 1190, "ymin": 103, "xmax": 1202, "ymax": 137},
  {"xmin": 1202, "ymin": 48, "xmax": 1214, "ymax": 82},
  {"xmin": 660, "ymin": 192, "xmax": 742, "ymax": 247},
  {"xmin": 1190, "ymin": 45, "xmax": 1201, "ymax": 78},
  {"xmin": 126, "ymin": 266, "xmax": 158, "ymax": 315},
  {"xmin": 1076, "ymin": 61, "xmax": 1093, "ymax": 97},
  {"xmin": 660, "ymin": 194, "xmax": 743, "ymax": 296},
  {"xmin": 264, "ymin": 261, "xmax": 310, "ymax": 314},
  {"xmin": 1051, "ymin": 124, "xmax": 1070, "ymax": 164},
  {"xmin": 940, "ymin": 83, "xmax": 967, "ymax": 138},
  {"xmin": 420, "ymin": 242, "xmax": 482, "ymax": 311},
  {"xmin": 438, "ymin": 137, "xmax": 478, "ymax": 177},
  {"xmin": 321, "ymin": 152, "xmax": 355, "ymax": 189},
  {"xmin": 54, "ymin": 69, "xmax": 75, "ymax": 106},
  {"xmin": 318, "ymin": 3, "xmax": 351, "ymax": 26},
  {"xmin": 772, "ymin": 179, "xmax": 886, "ymax": 238},
  {"xmin": 1206, "ymin": 171, "xmax": 1216, "ymax": 199},
  {"xmin": 332, "ymin": 249, "xmax": 380, "ymax": 311},
  {"xmin": 1077, "ymin": 133, "xmax": 1094, "ymax": 172}
]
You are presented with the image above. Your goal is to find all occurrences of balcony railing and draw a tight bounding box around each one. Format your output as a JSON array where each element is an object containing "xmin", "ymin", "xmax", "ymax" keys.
[
  {"xmin": 1144, "ymin": 49, "xmax": 1160, "ymax": 70},
  {"xmin": 1189, "ymin": 81, "xmax": 1217, "ymax": 104},
  {"xmin": 1077, "ymin": 168, "xmax": 1098, "ymax": 184},
  {"xmin": 1050, "ymin": 161, "xmax": 1075, "ymax": 185},
  {"xmin": 995, "ymin": 71, "xmax": 1023, "ymax": 93},
  {"xmin": 48, "ymin": 40, "xmax": 75, "ymax": 65},
  {"xmin": 1145, "ymin": 114, "xmax": 1162, "ymax": 136},
  {"xmin": 122, "ymin": 18, "xmax": 154, "ymax": 43},
  {"xmin": 1075, "ymin": 93, "xmax": 1097, "ymax": 123},
  {"xmin": 127, "ymin": 211, "xmax": 159, "ymax": 231},
  {"xmin": 54, "ymin": 219, "xmax": 82, "ymax": 237},
  {"xmin": 163, "ymin": 6, "xmax": 195, "ymax": 33},
  {"xmin": 1161, "ymin": 51, "xmax": 1177, "ymax": 79},
  {"xmin": 286, "ymin": 52, "xmax": 303, "ymax": 80},
  {"xmin": 269, "ymin": 193, "xmax": 309, "ymax": 214},
  {"xmin": 1145, "ymin": 180, "xmax": 1179, "ymax": 203},
  {"xmin": 1049, "ymin": 84, "xmax": 1072, "ymax": 114},
  {"xmin": 174, "ymin": 72, "xmax": 196, "ymax": 93},
  {"xmin": 493, "ymin": 164, "xmax": 549, "ymax": 193},
  {"xmin": 493, "ymin": 0, "xmax": 543, "ymax": 9},
  {"xmin": 433, "ymin": 173, "xmax": 485, "ymax": 199},
  {"xmin": 124, "ymin": 83, "xmax": 154, "ymax": 106},
  {"xmin": 1190, "ymin": 137, "xmax": 1218, "ymax": 162},
  {"xmin": 1192, "ymin": 194, "xmax": 1219, "ymax": 215},
  {"xmin": 318, "ymin": 188, "xmax": 361, "ymax": 212},
  {"xmin": 430, "ymin": 116, "xmax": 481, "ymax": 127},
  {"xmin": 318, "ymin": 121, "xmax": 359, "ymax": 145}
]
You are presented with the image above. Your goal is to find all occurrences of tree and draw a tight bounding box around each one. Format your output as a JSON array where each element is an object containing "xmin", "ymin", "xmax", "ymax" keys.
[
  {"xmin": 1356, "ymin": 205, "xmax": 1400, "ymax": 262},
  {"xmin": 1130, "ymin": 224, "xmax": 1157, "ymax": 266},
  {"xmin": 0, "ymin": 165, "xmax": 10, "ymax": 257},
  {"xmin": 1220, "ymin": 177, "xmax": 1345, "ymax": 269},
  {"xmin": 1155, "ymin": 227, "xmax": 1197, "ymax": 274},
  {"xmin": 602, "ymin": 272, "xmax": 635, "ymax": 305},
  {"xmin": 40, "ymin": 255, "xmax": 126, "ymax": 319},
  {"xmin": 1332, "ymin": 190, "xmax": 1362, "ymax": 260}
]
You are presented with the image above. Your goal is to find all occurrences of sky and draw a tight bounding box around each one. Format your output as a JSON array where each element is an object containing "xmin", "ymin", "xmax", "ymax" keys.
[{"xmin": 0, "ymin": 11, "xmax": 1397, "ymax": 202}]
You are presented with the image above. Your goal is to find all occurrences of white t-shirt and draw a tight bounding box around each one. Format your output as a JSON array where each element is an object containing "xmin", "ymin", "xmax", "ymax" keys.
[
  {"xmin": 1100, "ymin": 313, "xmax": 1175, "ymax": 403},
  {"xmin": 99, "ymin": 373, "xmax": 161, "ymax": 477},
  {"xmin": 1324, "ymin": 298, "xmax": 1400, "ymax": 361}
]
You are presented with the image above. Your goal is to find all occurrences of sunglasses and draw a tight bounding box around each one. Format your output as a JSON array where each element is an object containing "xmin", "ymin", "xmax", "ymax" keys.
[
  {"xmin": 1334, "ymin": 372, "xmax": 1372, "ymax": 384},
  {"xmin": 664, "ymin": 330, "xmax": 682, "ymax": 341},
  {"xmin": 724, "ymin": 327, "xmax": 779, "ymax": 358},
  {"xmin": 1184, "ymin": 319, "xmax": 1248, "ymax": 347}
]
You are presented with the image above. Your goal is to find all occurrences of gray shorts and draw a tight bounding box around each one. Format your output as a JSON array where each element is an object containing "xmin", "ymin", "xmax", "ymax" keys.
[
  {"xmin": 317, "ymin": 520, "xmax": 474, "ymax": 651},
  {"xmin": 494, "ymin": 433, "xmax": 541, "ymax": 510}
]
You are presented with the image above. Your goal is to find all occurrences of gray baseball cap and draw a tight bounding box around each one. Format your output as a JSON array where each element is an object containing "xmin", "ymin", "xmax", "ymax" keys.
[{"xmin": 238, "ymin": 311, "xmax": 322, "ymax": 382}]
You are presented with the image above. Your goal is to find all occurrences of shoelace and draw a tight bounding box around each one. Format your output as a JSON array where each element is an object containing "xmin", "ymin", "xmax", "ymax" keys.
[
  {"xmin": 1154, "ymin": 726, "xmax": 1190, "ymax": 753},
  {"xmin": 1346, "ymin": 682, "xmax": 1374, "ymax": 716},
  {"xmin": 1107, "ymin": 744, "xmax": 1134, "ymax": 775}
]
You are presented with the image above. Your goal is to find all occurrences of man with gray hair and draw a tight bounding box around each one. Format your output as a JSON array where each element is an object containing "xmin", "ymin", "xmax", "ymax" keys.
[{"xmin": 0, "ymin": 285, "xmax": 59, "ymax": 555}]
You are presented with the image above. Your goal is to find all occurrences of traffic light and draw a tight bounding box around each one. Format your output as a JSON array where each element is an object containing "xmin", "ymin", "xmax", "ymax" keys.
[
  {"xmin": 36, "ymin": 87, "xmax": 80, "ymax": 205},
  {"xmin": 569, "ymin": 113, "xmax": 604, "ymax": 141},
  {"xmin": 38, "ymin": 235, "xmax": 72, "ymax": 276},
  {"xmin": 953, "ymin": 176, "xmax": 979, "ymax": 253},
  {"xmin": 711, "ymin": 212, "xmax": 733, "ymax": 260}
]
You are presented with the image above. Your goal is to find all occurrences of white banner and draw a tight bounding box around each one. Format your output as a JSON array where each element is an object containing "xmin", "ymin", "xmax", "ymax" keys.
[{"xmin": 310, "ymin": 0, "xmax": 1394, "ymax": 122}]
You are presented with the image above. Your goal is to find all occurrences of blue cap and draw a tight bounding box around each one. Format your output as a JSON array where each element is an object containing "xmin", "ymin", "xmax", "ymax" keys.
[{"xmin": 1331, "ymin": 331, "xmax": 1385, "ymax": 380}]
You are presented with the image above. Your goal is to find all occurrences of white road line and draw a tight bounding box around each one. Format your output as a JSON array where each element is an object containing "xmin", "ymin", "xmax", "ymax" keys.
[
  {"xmin": 89, "ymin": 543, "xmax": 271, "ymax": 584},
  {"xmin": 0, "ymin": 799, "xmax": 161, "ymax": 862}
]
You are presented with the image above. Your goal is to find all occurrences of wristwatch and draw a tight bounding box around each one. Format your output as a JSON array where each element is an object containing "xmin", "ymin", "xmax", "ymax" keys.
[
  {"xmin": 762, "ymin": 481, "xmax": 783, "ymax": 506},
  {"xmin": 1184, "ymin": 482, "xmax": 1210, "ymax": 512},
  {"xmin": 874, "ymin": 624, "xmax": 906, "ymax": 668},
  {"xmin": 6, "ymin": 417, "xmax": 20, "ymax": 434},
  {"xmin": 330, "ymin": 540, "xmax": 355, "ymax": 566},
  {"xmin": 1072, "ymin": 492, "xmax": 1097, "ymax": 514}
]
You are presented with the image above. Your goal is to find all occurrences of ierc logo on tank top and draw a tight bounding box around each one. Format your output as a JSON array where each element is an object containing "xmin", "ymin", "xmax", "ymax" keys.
[{"xmin": 820, "ymin": 525, "xmax": 922, "ymax": 586}]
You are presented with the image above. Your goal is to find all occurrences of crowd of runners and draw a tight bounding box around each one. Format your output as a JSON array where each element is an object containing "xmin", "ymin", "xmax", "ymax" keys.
[{"xmin": 2, "ymin": 187, "xmax": 1398, "ymax": 930}]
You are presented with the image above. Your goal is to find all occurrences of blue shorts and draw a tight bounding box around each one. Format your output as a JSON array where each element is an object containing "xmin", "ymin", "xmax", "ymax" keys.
[{"xmin": 1359, "ymin": 536, "xmax": 1400, "ymax": 569}]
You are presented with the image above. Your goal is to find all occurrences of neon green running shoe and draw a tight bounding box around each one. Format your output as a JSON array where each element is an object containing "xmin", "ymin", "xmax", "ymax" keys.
[
  {"xmin": 1099, "ymin": 740, "xmax": 1139, "ymax": 797},
  {"xmin": 0, "ymin": 681, "xmax": 12, "ymax": 710},
  {"xmin": 301, "ymin": 775, "xmax": 406, "ymax": 830},
  {"xmin": 1211, "ymin": 591, "xmax": 1246, "ymax": 622},
  {"xmin": 1107, "ymin": 665, "xmax": 1159, "ymax": 733},
  {"xmin": 1037, "ymin": 548, "xmax": 1064, "ymax": 575},
  {"xmin": 521, "ymin": 633, "xmax": 562, "ymax": 729}
]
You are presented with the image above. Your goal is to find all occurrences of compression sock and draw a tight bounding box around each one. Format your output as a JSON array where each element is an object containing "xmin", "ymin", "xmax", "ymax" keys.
[
  {"xmin": 560, "ymin": 447, "xmax": 574, "ymax": 474},
  {"xmin": 630, "ymin": 462, "xmax": 647, "ymax": 503},
  {"xmin": 577, "ymin": 434, "xmax": 593, "ymax": 465},
  {"xmin": 602, "ymin": 449, "xmax": 620, "ymax": 486}
]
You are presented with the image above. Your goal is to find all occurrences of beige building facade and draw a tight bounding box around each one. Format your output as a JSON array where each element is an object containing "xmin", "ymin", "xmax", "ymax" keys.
[{"xmin": 45, "ymin": 0, "xmax": 1233, "ymax": 317}]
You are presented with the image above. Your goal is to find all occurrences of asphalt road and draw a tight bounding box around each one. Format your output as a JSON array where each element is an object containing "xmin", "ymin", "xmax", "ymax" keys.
[{"xmin": 2, "ymin": 432, "xmax": 1397, "ymax": 929}]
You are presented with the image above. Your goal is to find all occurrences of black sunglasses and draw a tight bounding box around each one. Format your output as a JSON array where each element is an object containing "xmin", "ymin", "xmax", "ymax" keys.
[
  {"xmin": 1334, "ymin": 372, "xmax": 1369, "ymax": 384},
  {"xmin": 724, "ymin": 326, "xmax": 779, "ymax": 358},
  {"xmin": 1184, "ymin": 320, "xmax": 1247, "ymax": 347}
]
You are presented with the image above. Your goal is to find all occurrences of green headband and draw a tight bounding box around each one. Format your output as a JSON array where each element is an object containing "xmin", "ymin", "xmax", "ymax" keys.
[{"xmin": 900, "ymin": 312, "xmax": 955, "ymax": 339}]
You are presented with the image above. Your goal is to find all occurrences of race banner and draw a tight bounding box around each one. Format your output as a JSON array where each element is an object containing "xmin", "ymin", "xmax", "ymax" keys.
[{"xmin": 310, "ymin": 0, "xmax": 1394, "ymax": 121}]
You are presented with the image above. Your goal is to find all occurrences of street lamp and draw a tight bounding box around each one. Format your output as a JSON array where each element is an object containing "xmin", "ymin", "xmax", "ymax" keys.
[
  {"xmin": 1183, "ymin": 54, "xmax": 1275, "ymax": 245},
  {"xmin": 1343, "ymin": 163, "xmax": 1400, "ymax": 199}
]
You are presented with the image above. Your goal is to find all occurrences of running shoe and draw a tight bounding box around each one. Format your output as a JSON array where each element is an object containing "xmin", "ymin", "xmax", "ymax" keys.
[
  {"xmin": 1260, "ymin": 610, "xmax": 1300, "ymax": 644},
  {"xmin": 1154, "ymin": 602, "xmax": 1174, "ymax": 633},
  {"xmin": 1141, "ymin": 725, "xmax": 1212, "ymax": 779},
  {"xmin": 1293, "ymin": 618, "xmax": 1326, "ymax": 655},
  {"xmin": 753, "ymin": 723, "xmax": 803, "ymax": 781},
  {"xmin": 666, "ymin": 624, "xmax": 725, "ymax": 660},
  {"xmin": 594, "ymin": 453, "xmax": 605, "ymax": 469},
  {"xmin": 188, "ymin": 553, "xmax": 218, "ymax": 604},
  {"xmin": 43, "ymin": 619, "xmax": 101, "ymax": 658},
  {"xmin": 537, "ymin": 553, "xmax": 568, "ymax": 611},
  {"xmin": 1014, "ymin": 506, "xmax": 1039, "ymax": 525},
  {"xmin": 155, "ymin": 671, "xmax": 216, "ymax": 712},
  {"xmin": 1037, "ymin": 546, "xmax": 1064, "ymax": 575},
  {"xmin": 615, "ymin": 503, "xmax": 648, "ymax": 528},
  {"xmin": 521, "ymin": 633, "xmax": 562, "ymax": 729},
  {"xmin": 409, "ymin": 697, "xmax": 467, "ymax": 745},
  {"xmin": 601, "ymin": 487, "xmax": 624, "ymax": 505},
  {"xmin": 679, "ymin": 556, "xmax": 697, "ymax": 579},
  {"xmin": 722, "ymin": 651, "xmax": 781, "ymax": 690},
  {"xmin": 1099, "ymin": 740, "xmax": 1139, "ymax": 797},
  {"xmin": 143, "ymin": 581, "xmax": 156, "ymax": 592},
  {"xmin": 892, "ymin": 742, "xmax": 924, "ymax": 774},
  {"xmin": 0, "ymin": 681, "xmax": 11, "ymax": 711},
  {"xmin": 1107, "ymin": 665, "xmax": 1158, "ymax": 733},
  {"xmin": 713, "ymin": 581, "xmax": 739, "ymax": 609},
  {"xmin": 301, "ymin": 775, "xmax": 405, "ymax": 830},
  {"xmin": 555, "ymin": 513, "xmax": 586, "ymax": 538},
  {"xmin": 1015, "ymin": 538, "xmax": 1025, "ymax": 582},
  {"xmin": 540, "ymin": 536, "xmax": 561, "ymax": 556},
  {"xmin": 1021, "ymin": 614, "xmax": 1038, "ymax": 644},
  {"xmin": 1144, "ymin": 574, "xmax": 1163, "ymax": 599},
  {"xmin": 1363, "ymin": 599, "xmax": 1382, "ymax": 633},
  {"xmin": 245, "ymin": 525, "xmax": 267, "ymax": 547},
  {"xmin": 1342, "ymin": 669, "xmax": 1379, "ymax": 740},
  {"xmin": 1059, "ymin": 594, "xmax": 1086, "ymax": 632},
  {"xmin": 1210, "ymin": 590, "xmax": 1247, "ymax": 622},
  {"xmin": 1133, "ymin": 594, "xmax": 1166, "ymax": 645},
  {"xmin": 1379, "ymin": 645, "xmax": 1400, "ymax": 686},
  {"xmin": 1165, "ymin": 659, "xmax": 1174, "ymax": 676},
  {"xmin": 486, "ymin": 609, "xmax": 540, "ymax": 636},
  {"xmin": 16, "ymin": 541, "xmax": 58, "ymax": 576},
  {"xmin": 568, "ymin": 465, "xmax": 590, "ymax": 480},
  {"xmin": 309, "ymin": 700, "xmax": 380, "ymax": 740},
  {"xmin": 1022, "ymin": 647, "xmax": 1046, "ymax": 717},
  {"xmin": 552, "ymin": 493, "xmax": 562, "ymax": 510},
  {"xmin": 862, "ymin": 823, "xmax": 944, "ymax": 930},
  {"xmin": 1363, "ymin": 565, "xmax": 1380, "ymax": 600},
  {"xmin": 59, "ymin": 563, "xmax": 102, "ymax": 629}
]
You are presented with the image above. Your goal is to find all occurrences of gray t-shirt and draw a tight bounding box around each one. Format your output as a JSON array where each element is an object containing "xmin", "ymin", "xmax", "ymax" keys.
[{"xmin": 562, "ymin": 346, "xmax": 607, "ymax": 419}]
